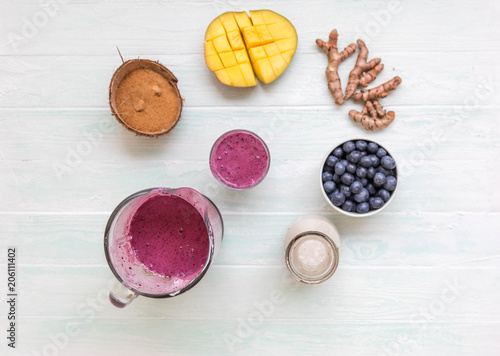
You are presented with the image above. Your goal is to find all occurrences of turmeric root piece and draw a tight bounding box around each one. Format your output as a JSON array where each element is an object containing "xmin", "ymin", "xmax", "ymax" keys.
[
  {"xmin": 349, "ymin": 100, "xmax": 395, "ymax": 131},
  {"xmin": 368, "ymin": 99, "xmax": 386, "ymax": 117},
  {"xmin": 353, "ymin": 76, "xmax": 402, "ymax": 102},
  {"xmin": 316, "ymin": 29, "xmax": 356, "ymax": 105},
  {"xmin": 360, "ymin": 63, "xmax": 384, "ymax": 87},
  {"xmin": 344, "ymin": 39, "xmax": 384, "ymax": 100}
]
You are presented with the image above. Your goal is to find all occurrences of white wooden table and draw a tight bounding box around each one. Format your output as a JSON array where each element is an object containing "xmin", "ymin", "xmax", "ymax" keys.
[{"xmin": 1, "ymin": 0, "xmax": 499, "ymax": 355}]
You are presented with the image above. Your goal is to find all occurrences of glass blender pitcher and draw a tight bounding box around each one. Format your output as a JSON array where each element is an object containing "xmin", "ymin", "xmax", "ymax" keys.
[{"xmin": 104, "ymin": 187, "xmax": 223, "ymax": 307}]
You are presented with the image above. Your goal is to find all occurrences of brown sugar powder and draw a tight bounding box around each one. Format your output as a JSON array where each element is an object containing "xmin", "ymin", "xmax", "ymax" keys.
[{"xmin": 109, "ymin": 60, "xmax": 183, "ymax": 136}]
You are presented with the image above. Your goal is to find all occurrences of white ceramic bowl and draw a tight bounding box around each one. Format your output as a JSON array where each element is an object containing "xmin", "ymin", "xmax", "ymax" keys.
[{"xmin": 320, "ymin": 139, "xmax": 398, "ymax": 217}]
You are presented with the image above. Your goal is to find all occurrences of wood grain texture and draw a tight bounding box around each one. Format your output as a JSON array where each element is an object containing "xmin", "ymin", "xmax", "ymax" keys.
[
  {"xmin": 1, "ymin": 0, "xmax": 499, "ymax": 55},
  {"xmin": 1, "ymin": 212, "xmax": 499, "ymax": 267},
  {"xmin": 0, "ymin": 265, "xmax": 497, "ymax": 321},
  {"xmin": 0, "ymin": 52, "xmax": 498, "ymax": 108},
  {"xmin": 1, "ymin": 157, "xmax": 499, "ymax": 213},
  {"xmin": 8, "ymin": 319, "xmax": 500, "ymax": 356},
  {"xmin": 0, "ymin": 0, "xmax": 499, "ymax": 355}
]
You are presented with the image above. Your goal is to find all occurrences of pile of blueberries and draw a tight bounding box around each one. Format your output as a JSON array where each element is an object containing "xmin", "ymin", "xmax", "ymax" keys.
[{"xmin": 322, "ymin": 140, "xmax": 397, "ymax": 214}]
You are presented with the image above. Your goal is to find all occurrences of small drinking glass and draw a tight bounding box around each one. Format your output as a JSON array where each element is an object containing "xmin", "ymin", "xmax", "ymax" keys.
[{"xmin": 209, "ymin": 129, "xmax": 270, "ymax": 190}]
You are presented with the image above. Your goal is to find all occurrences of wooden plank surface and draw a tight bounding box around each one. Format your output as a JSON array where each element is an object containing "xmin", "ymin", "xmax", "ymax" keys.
[
  {"xmin": 0, "ymin": 52, "xmax": 498, "ymax": 108},
  {"xmin": 0, "ymin": 0, "xmax": 499, "ymax": 355}
]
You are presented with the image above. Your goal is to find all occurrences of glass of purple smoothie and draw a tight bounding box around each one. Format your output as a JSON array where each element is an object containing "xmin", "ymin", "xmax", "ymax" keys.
[
  {"xmin": 104, "ymin": 187, "xmax": 223, "ymax": 308},
  {"xmin": 209, "ymin": 129, "xmax": 270, "ymax": 190}
]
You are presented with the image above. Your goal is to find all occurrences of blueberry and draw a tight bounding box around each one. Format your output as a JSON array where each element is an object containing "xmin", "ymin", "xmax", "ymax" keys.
[
  {"xmin": 330, "ymin": 192, "xmax": 346, "ymax": 207},
  {"xmin": 376, "ymin": 147, "xmax": 387, "ymax": 158},
  {"xmin": 343, "ymin": 141, "xmax": 356, "ymax": 154},
  {"xmin": 334, "ymin": 162, "xmax": 346, "ymax": 175},
  {"xmin": 346, "ymin": 163, "xmax": 357, "ymax": 174},
  {"xmin": 367, "ymin": 167, "xmax": 376, "ymax": 179},
  {"xmin": 377, "ymin": 189, "xmax": 391, "ymax": 202},
  {"xmin": 342, "ymin": 200, "xmax": 356, "ymax": 212},
  {"xmin": 332, "ymin": 174, "xmax": 341, "ymax": 184},
  {"xmin": 348, "ymin": 153, "xmax": 361, "ymax": 166},
  {"xmin": 340, "ymin": 184, "xmax": 351, "ymax": 197},
  {"xmin": 384, "ymin": 176, "xmax": 397, "ymax": 191},
  {"xmin": 373, "ymin": 172, "xmax": 386, "ymax": 187},
  {"xmin": 328, "ymin": 188, "xmax": 339, "ymax": 197},
  {"xmin": 341, "ymin": 173, "xmax": 355, "ymax": 185},
  {"xmin": 333, "ymin": 147, "xmax": 344, "ymax": 158},
  {"xmin": 356, "ymin": 202, "xmax": 370, "ymax": 214},
  {"xmin": 347, "ymin": 150, "xmax": 361, "ymax": 164},
  {"xmin": 323, "ymin": 181, "xmax": 336, "ymax": 193},
  {"xmin": 376, "ymin": 167, "xmax": 392, "ymax": 176},
  {"xmin": 323, "ymin": 165, "xmax": 334, "ymax": 173},
  {"xmin": 360, "ymin": 178, "xmax": 368, "ymax": 186},
  {"xmin": 360, "ymin": 151, "xmax": 368, "ymax": 157},
  {"xmin": 366, "ymin": 183, "xmax": 377, "ymax": 195},
  {"xmin": 356, "ymin": 166, "xmax": 367, "ymax": 178},
  {"xmin": 326, "ymin": 155, "xmax": 339, "ymax": 167},
  {"xmin": 356, "ymin": 140, "xmax": 368, "ymax": 151},
  {"xmin": 367, "ymin": 142, "xmax": 379, "ymax": 154},
  {"xmin": 381, "ymin": 155, "xmax": 396, "ymax": 170},
  {"xmin": 340, "ymin": 159, "xmax": 349, "ymax": 167},
  {"xmin": 350, "ymin": 181, "xmax": 363, "ymax": 194},
  {"xmin": 354, "ymin": 188, "xmax": 369, "ymax": 203},
  {"xmin": 359, "ymin": 156, "xmax": 372, "ymax": 168},
  {"xmin": 369, "ymin": 154, "xmax": 380, "ymax": 168},
  {"xmin": 322, "ymin": 171, "xmax": 333, "ymax": 182},
  {"xmin": 369, "ymin": 197, "xmax": 385, "ymax": 210}
]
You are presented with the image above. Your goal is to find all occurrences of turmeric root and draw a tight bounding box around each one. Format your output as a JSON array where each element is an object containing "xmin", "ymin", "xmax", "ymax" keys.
[
  {"xmin": 344, "ymin": 39, "xmax": 384, "ymax": 101},
  {"xmin": 349, "ymin": 100, "xmax": 395, "ymax": 131},
  {"xmin": 367, "ymin": 99, "xmax": 386, "ymax": 117},
  {"xmin": 316, "ymin": 29, "xmax": 356, "ymax": 105},
  {"xmin": 360, "ymin": 63, "xmax": 384, "ymax": 87},
  {"xmin": 353, "ymin": 76, "xmax": 402, "ymax": 101},
  {"xmin": 316, "ymin": 32, "xmax": 401, "ymax": 130}
]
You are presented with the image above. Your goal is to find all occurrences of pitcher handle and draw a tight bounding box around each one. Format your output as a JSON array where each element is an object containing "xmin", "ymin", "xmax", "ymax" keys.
[{"xmin": 109, "ymin": 281, "xmax": 138, "ymax": 308}]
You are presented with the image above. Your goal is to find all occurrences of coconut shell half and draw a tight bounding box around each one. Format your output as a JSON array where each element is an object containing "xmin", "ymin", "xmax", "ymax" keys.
[{"xmin": 109, "ymin": 59, "xmax": 183, "ymax": 137}]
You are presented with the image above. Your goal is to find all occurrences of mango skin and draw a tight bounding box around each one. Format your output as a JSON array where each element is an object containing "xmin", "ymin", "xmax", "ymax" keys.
[{"xmin": 204, "ymin": 10, "xmax": 297, "ymax": 87}]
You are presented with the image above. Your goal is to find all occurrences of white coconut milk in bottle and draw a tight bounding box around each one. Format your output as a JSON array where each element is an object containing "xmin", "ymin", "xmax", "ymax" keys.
[{"xmin": 284, "ymin": 215, "xmax": 340, "ymax": 284}]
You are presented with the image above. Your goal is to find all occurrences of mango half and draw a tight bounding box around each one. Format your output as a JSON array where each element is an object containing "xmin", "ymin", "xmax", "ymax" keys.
[{"xmin": 204, "ymin": 10, "xmax": 297, "ymax": 87}]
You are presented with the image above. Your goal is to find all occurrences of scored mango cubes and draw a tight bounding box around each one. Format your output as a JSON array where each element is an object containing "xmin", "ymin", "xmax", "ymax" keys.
[{"xmin": 204, "ymin": 10, "xmax": 298, "ymax": 87}]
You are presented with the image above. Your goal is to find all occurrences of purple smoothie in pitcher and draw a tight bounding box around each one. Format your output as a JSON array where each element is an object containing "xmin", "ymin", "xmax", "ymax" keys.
[
  {"xmin": 106, "ymin": 188, "xmax": 224, "ymax": 305},
  {"xmin": 209, "ymin": 130, "xmax": 270, "ymax": 189},
  {"xmin": 129, "ymin": 194, "xmax": 210, "ymax": 282},
  {"xmin": 110, "ymin": 190, "xmax": 211, "ymax": 295}
]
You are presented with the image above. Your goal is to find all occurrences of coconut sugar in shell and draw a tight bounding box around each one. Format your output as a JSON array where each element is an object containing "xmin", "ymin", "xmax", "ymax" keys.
[{"xmin": 109, "ymin": 59, "xmax": 183, "ymax": 137}]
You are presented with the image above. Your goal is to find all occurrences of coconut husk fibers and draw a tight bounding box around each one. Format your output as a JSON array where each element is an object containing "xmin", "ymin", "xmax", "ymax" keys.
[{"xmin": 109, "ymin": 59, "xmax": 183, "ymax": 137}]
